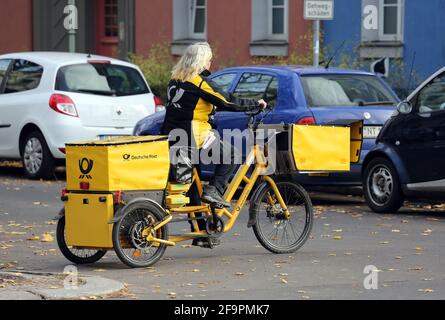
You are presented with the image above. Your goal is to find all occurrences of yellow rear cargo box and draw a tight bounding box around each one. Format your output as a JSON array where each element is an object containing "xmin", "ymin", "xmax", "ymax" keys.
[
  {"xmin": 66, "ymin": 136, "xmax": 170, "ymax": 191},
  {"xmin": 65, "ymin": 193, "xmax": 114, "ymax": 248}
]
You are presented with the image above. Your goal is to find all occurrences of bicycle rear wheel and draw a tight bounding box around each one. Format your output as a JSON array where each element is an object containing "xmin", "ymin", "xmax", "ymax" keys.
[
  {"xmin": 112, "ymin": 201, "xmax": 168, "ymax": 268},
  {"xmin": 251, "ymin": 181, "xmax": 313, "ymax": 254}
]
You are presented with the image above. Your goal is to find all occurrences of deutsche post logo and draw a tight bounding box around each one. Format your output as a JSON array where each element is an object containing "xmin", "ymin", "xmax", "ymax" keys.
[
  {"xmin": 79, "ymin": 158, "xmax": 93, "ymax": 179},
  {"xmin": 123, "ymin": 154, "xmax": 131, "ymax": 161}
]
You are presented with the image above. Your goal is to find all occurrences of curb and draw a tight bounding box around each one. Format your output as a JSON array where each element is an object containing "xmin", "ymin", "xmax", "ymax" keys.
[{"xmin": 0, "ymin": 271, "xmax": 125, "ymax": 300}]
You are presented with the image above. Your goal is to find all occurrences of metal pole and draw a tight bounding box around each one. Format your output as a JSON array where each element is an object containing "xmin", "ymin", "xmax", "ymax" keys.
[
  {"xmin": 68, "ymin": 0, "xmax": 76, "ymax": 53},
  {"xmin": 313, "ymin": 20, "xmax": 320, "ymax": 67}
]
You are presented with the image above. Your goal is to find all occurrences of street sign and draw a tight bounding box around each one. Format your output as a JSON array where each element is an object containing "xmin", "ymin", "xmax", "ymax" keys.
[{"xmin": 304, "ymin": 0, "xmax": 334, "ymax": 20}]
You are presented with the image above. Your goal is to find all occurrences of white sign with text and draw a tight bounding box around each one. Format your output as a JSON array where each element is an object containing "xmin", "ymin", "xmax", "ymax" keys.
[{"xmin": 304, "ymin": 0, "xmax": 334, "ymax": 20}]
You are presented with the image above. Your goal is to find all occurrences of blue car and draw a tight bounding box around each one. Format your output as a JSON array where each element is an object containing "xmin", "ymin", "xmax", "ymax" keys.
[
  {"xmin": 363, "ymin": 67, "xmax": 445, "ymax": 213},
  {"xmin": 134, "ymin": 66, "xmax": 400, "ymax": 185}
]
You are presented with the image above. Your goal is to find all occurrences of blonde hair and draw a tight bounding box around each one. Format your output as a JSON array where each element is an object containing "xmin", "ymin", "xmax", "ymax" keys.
[{"xmin": 171, "ymin": 42, "xmax": 213, "ymax": 82}]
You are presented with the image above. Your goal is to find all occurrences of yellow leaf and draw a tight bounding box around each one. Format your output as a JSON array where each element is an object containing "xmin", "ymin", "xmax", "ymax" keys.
[
  {"xmin": 27, "ymin": 235, "xmax": 40, "ymax": 241},
  {"xmin": 333, "ymin": 236, "xmax": 343, "ymax": 240},
  {"xmin": 418, "ymin": 289, "xmax": 434, "ymax": 293},
  {"xmin": 41, "ymin": 233, "xmax": 54, "ymax": 242}
]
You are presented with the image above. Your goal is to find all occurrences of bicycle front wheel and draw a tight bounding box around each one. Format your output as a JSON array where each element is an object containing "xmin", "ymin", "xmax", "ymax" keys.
[{"xmin": 251, "ymin": 181, "xmax": 313, "ymax": 254}]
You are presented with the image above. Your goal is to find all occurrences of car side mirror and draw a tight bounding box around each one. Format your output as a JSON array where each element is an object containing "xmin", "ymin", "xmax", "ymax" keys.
[{"xmin": 397, "ymin": 101, "xmax": 413, "ymax": 114}]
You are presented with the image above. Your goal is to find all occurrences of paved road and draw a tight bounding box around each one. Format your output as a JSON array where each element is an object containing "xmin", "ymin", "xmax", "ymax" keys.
[{"xmin": 0, "ymin": 163, "xmax": 444, "ymax": 300}]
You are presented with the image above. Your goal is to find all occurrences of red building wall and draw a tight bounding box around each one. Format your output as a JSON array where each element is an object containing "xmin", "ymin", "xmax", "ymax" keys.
[
  {"xmin": 134, "ymin": 0, "xmax": 312, "ymax": 66},
  {"xmin": 134, "ymin": 0, "xmax": 173, "ymax": 55},
  {"xmin": 0, "ymin": 0, "xmax": 33, "ymax": 54}
]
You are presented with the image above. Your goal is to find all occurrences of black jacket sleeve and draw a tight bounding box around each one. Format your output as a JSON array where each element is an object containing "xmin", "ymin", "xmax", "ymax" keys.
[{"xmin": 196, "ymin": 76, "xmax": 259, "ymax": 112}]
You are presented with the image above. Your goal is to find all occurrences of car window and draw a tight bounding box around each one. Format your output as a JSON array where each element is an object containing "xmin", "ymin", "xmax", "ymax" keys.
[
  {"xmin": 416, "ymin": 72, "xmax": 445, "ymax": 113},
  {"xmin": 211, "ymin": 73, "xmax": 237, "ymax": 91},
  {"xmin": 234, "ymin": 73, "xmax": 278, "ymax": 105},
  {"xmin": 0, "ymin": 59, "xmax": 12, "ymax": 91},
  {"xmin": 300, "ymin": 75, "xmax": 397, "ymax": 107},
  {"xmin": 56, "ymin": 63, "xmax": 149, "ymax": 97},
  {"xmin": 4, "ymin": 59, "xmax": 43, "ymax": 94}
]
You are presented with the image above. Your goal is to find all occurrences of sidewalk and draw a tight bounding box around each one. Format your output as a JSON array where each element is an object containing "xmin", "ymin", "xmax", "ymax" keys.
[{"xmin": 0, "ymin": 270, "xmax": 125, "ymax": 300}]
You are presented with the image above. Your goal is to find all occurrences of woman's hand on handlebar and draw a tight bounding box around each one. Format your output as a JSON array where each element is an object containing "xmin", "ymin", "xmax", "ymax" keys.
[{"xmin": 257, "ymin": 99, "xmax": 268, "ymax": 110}]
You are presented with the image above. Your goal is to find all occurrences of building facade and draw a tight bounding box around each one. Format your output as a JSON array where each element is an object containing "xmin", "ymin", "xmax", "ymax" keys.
[
  {"xmin": 0, "ymin": 0, "xmax": 313, "ymax": 66},
  {"xmin": 323, "ymin": 0, "xmax": 445, "ymax": 84}
]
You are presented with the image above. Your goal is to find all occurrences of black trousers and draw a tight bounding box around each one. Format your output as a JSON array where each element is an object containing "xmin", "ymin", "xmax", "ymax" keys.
[{"xmin": 187, "ymin": 138, "xmax": 239, "ymax": 231}]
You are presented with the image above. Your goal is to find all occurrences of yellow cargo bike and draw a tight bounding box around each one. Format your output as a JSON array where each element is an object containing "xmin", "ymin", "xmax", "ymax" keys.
[{"xmin": 55, "ymin": 109, "xmax": 363, "ymax": 268}]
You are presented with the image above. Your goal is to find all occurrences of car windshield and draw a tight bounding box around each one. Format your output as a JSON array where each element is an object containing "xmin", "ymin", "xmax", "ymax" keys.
[
  {"xmin": 55, "ymin": 63, "xmax": 149, "ymax": 96},
  {"xmin": 300, "ymin": 75, "xmax": 397, "ymax": 107}
]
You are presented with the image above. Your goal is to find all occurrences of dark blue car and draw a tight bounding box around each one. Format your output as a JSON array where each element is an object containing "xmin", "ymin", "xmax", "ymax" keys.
[
  {"xmin": 134, "ymin": 66, "xmax": 400, "ymax": 185},
  {"xmin": 363, "ymin": 67, "xmax": 445, "ymax": 213}
]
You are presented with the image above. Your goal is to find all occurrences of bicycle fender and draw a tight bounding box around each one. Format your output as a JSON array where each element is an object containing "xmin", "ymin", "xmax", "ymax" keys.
[
  {"xmin": 247, "ymin": 181, "xmax": 271, "ymax": 228},
  {"xmin": 53, "ymin": 208, "xmax": 65, "ymax": 221},
  {"xmin": 108, "ymin": 197, "xmax": 165, "ymax": 225}
]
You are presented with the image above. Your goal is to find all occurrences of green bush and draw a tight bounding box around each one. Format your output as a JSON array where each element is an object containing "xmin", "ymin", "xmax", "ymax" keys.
[{"xmin": 129, "ymin": 43, "xmax": 175, "ymax": 102}]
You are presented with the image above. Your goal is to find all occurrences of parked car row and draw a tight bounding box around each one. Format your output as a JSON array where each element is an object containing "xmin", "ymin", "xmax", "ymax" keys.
[
  {"xmin": 134, "ymin": 65, "xmax": 400, "ymax": 186},
  {"xmin": 1, "ymin": 51, "xmax": 444, "ymax": 214}
]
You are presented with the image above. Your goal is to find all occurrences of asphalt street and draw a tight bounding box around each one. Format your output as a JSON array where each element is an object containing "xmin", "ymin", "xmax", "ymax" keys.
[{"xmin": 0, "ymin": 162, "xmax": 444, "ymax": 300}]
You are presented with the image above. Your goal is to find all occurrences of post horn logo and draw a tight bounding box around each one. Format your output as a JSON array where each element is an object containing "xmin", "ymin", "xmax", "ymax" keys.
[
  {"xmin": 79, "ymin": 158, "xmax": 94, "ymax": 179},
  {"xmin": 123, "ymin": 154, "xmax": 131, "ymax": 161}
]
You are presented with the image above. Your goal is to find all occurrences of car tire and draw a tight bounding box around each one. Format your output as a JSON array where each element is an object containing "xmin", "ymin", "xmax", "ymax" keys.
[
  {"xmin": 21, "ymin": 131, "xmax": 56, "ymax": 180},
  {"xmin": 363, "ymin": 157, "xmax": 404, "ymax": 213}
]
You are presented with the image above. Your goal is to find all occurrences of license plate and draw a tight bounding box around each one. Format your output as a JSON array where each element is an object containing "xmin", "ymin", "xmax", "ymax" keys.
[
  {"xmin": 363, "ymin": 126, "xmax": 382, "ymax": 139},
  {"xmin": 98, "ymin": 135, "xmax": 128, "ymax": 140}
]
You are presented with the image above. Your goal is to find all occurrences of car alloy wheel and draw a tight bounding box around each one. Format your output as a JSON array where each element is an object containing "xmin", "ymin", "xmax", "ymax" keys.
[
  {"xmin": 368, "ymin": 165, "xmax": 393, "ymax": 206},
  {"xmin": 24, "ymin": 137, "xmax": 43, "ymax": 175}
]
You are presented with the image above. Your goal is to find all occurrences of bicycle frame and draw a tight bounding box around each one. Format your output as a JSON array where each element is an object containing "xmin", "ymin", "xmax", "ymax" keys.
[{"xmin": 149, "ymin": 144, "xmax": 289, "ymax": 246}]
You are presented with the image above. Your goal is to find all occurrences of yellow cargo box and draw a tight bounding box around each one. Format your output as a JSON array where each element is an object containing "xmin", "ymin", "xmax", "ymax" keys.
[
  {"xmin": 262, "ymin": 120, "xmax": 363, "ymax": 173},
  {"xmin": 65, "ymin": 193, "xmax": 114, "ymax": 248},
  {"xmin": 66, "ymin": 136, "xmax": 170, "ymax": 192}
]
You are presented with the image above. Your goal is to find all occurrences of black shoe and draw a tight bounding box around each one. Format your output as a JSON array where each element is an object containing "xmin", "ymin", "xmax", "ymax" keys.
[
  {"xmin": 201, "ymin": 185, "xmax": 231, "ymax": 208},
  {"xmin": 192, "ymin": 237, "xmax": 221, "ymax": 249}
]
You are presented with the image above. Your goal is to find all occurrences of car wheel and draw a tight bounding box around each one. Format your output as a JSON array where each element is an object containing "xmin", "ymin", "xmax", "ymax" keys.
[
  {"xmin": 363, "ymin": 157, "xmax": 404, "ymax": 213},
  {"xmin": 21, "ymin": 131, "xmax": 56, "ymax": 180}
]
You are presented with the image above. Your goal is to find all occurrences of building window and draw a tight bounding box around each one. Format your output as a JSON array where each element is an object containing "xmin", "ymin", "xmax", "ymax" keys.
[
  {"xmin": 269, "ymin": 0, "xmax": 288, "ymax": 39},
  {"xmin": 379, "ymin": 0, "xmax": 403, "ymax": 41},
  {"xmin": 104, "ymin": 0, "xmax": 118, "ymax": 38},
  {"xmin": 250, "ymin": 0, "xmax": 289, "ymax": 57},
  {"xmin": 190, "ymin": 0, "xmax": 206, "ymax": 39}
]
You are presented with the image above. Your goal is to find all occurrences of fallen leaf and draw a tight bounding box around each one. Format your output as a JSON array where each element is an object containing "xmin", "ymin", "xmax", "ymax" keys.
[
  {"xmin": 418, "ymin": 289, "xmax": 434, "ymax": 293},
  {"xmin": 93, "ymin": 269, "xmax": 107, "ymax": 272},
  {"xmin": 415, "ymin": 246, "xmax": 424, "ymax": 251},
  {"xmin": 234, "ymin": 272, "xmax": 245, "ymax": 276},
  {"xmin": 27, "ymin": 235, "xmax": 40, "ymax": 241},
  {"xmin": 280, "ymin": 278, "xmax": 288, "ymax": 284},
  {"xmin": 333, "ymin": 236, "xmax": 343, "ymax": 240},
  {"xmin": 40, "ymin": 233, "xmax": 54, "ymax": 242}
]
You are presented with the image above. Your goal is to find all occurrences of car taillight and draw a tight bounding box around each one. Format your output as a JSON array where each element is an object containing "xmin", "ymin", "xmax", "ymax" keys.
[
  {"xmin": 297, "ymin": 116, "xmax": 316, "ymax": 125},
  {"xmin": 154, "ymin": 96, "xmax": 165, "ymax": 113},
  {"xmin": 49, "ymin": 94, "xmax": 78, "ymax": 117}
]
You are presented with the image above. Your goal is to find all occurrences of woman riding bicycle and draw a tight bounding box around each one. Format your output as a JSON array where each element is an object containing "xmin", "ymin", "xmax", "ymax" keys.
[
  {"xmin": 162, "ymin": 42, "xmax": 267, "ymax": 207},
  {"xmin": 161, "ymin": 42, "xmax": 266, "ymax": 247}
]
